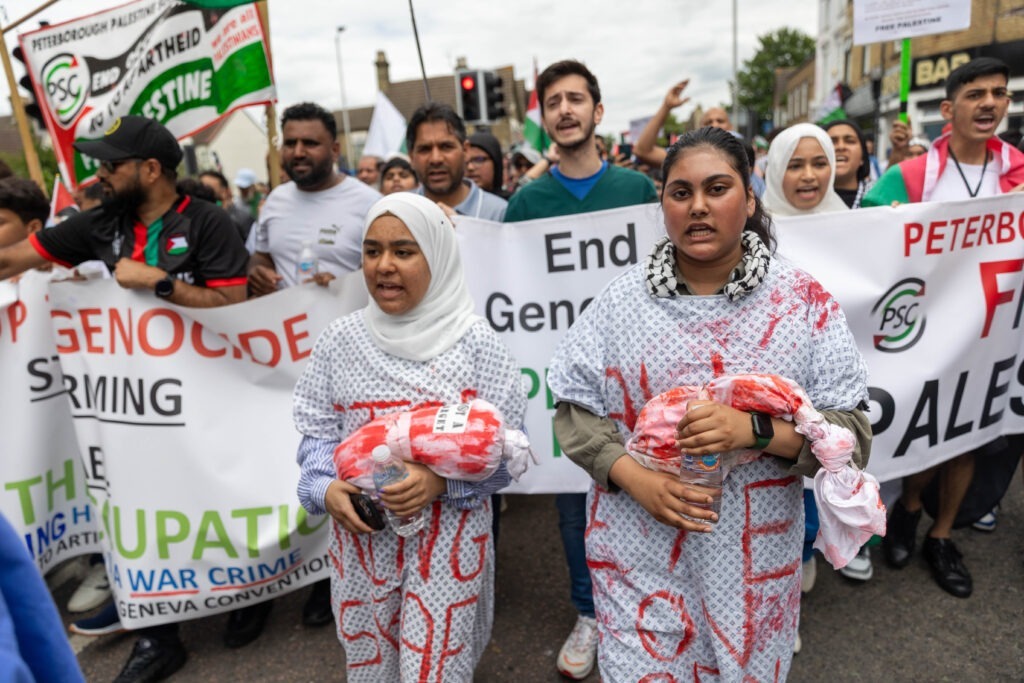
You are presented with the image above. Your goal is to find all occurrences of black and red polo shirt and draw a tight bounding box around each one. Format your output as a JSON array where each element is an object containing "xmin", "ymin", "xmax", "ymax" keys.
[{"xmin": 29, "ymin": 195, "xmax": 248, "ymax": 289}]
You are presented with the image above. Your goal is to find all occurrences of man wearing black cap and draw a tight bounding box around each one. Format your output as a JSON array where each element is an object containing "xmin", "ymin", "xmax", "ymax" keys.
[
  {"xmin": 0, "ymin": 115, "xmax": 248, "ymax": 683},
  {"xmin": 0, "ymin": 115, "xmax": 248, "ymax": 306}
]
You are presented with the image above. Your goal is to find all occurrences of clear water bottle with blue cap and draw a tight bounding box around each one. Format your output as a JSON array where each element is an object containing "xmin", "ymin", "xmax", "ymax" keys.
[{"xmin": 296, "ymin": 241, "xmax": 318, "ymax": 283}]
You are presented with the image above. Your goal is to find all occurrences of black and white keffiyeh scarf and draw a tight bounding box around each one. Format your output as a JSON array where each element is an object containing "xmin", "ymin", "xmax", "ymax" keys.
[{"xmin": 644, "ymin": 230, "xmax": 770, "ymax": 302}]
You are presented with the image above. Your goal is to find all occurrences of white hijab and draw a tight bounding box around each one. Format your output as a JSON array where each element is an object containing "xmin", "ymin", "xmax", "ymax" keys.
[
  {"xmin": 362, "ymin": 193, "xmax": 483, "ymax": 361},
  {"xmin": 763, "ymin": 123, "xmax": 849, "ymax": 217}
]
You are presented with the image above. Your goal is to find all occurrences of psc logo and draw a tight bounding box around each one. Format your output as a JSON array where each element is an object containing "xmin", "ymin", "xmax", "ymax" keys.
[
  {"xmin": 41, "ymin": 53, "xmax": 89, "ymax": 126},
  {"xmin": 871, "ymin": 278, "xmax": 926, "ymax": 353}
]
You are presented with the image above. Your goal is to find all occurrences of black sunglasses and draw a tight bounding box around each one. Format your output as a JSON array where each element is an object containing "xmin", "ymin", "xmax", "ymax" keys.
[{"xmin": 100, "ymin": 158, "xmax": 140, "ymax": 173}]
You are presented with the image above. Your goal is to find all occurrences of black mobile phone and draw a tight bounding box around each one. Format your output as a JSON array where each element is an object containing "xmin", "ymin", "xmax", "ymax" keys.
[
  {"xmin": 350, "ymin": 493, "xmax": 387, "ymax": 531},
  {"xmin": 618, "ymin": 143, "xmax": 633, "ymax": 158}
]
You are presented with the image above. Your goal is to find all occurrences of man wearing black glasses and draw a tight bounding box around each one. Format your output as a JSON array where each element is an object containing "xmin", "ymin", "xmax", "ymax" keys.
[
  {"xmin": 0, "ymin": 115, "xmax": 248, "ymax": 306},
  {"xmin": 0, "ymin": 115, "xmax": 247, "ymax": 682}
]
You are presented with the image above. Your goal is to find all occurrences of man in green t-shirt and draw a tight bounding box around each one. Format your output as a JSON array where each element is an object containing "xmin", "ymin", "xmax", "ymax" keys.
[
  {"xmin": 504, "ymin": 61, "xmax": 656, "ymax": 223},
  {"xmin": 503, "ymin": 59, "xmax": 656, "ymax": 681}
]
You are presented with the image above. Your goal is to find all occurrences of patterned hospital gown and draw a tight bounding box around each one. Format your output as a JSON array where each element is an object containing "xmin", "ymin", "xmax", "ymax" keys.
[
  {"xmin": 548, "ymin": 256, "xmax": 868, "ymax": 682},
  {"xmin": 294, "ymin": 313, "xmax": 526, "ymax": 682}
]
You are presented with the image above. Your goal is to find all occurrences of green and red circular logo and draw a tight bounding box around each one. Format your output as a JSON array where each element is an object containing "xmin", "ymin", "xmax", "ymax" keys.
[
  {"xmin": 871, "ymin": 278, "xmax": 926, "ymax": 353},
  {"xmin": 42, "ymin": 53, "xmax": 89, "ymax": 126}
]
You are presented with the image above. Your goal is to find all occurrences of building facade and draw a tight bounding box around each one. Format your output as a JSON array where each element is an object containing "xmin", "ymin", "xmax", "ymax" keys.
[{"xmin": 811, "ymin": 0, "xmax": 1024, "ymax": 158}]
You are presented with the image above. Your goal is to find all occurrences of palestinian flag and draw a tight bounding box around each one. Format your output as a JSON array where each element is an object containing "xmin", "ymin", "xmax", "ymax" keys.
[
  {"xmin": 523, "ymin": 59, "xmax": 550, "ymax": 154},
  {"xmin": 48, "ymin": 175, "xmax": 76, "ymax": 226},
  {"xmin": 816, "ymin": 83, "xmax": 851, "ymax": 125},
  {"xmin": 166, "ymin": 234, "xmax": 189, "ymax": 255}
]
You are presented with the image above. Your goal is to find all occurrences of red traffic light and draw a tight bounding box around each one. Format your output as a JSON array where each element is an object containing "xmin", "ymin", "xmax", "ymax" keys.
[{"xmin": 461, "ymin": 75, "xmax": 476, "ymax": 91}]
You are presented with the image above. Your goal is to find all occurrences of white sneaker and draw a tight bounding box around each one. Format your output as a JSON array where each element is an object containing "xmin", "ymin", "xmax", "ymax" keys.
[
  {"xmin": 801, "ymin": 555, "xmax": 816, "ymax": 594},
  {"xmin": 67, "ymin": 563, "xmax": 112, "ymax": 613},
  {"xmin": 557, "ymin": 615, "xmax": 598, "ymax": 680},
  {"xmin": 793, "ymin": 632, "xmax": 802, "ymax": 654},
  {"xmin": 838, "ymin": 546, "xmax": 874, "ymax": 581},
  {"xmin": 972, "ymin": 506, "xmax": 998, "ymax": 532}
]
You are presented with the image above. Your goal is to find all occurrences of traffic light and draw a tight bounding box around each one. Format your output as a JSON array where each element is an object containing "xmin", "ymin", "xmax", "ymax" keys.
[
  {"xmin": 12, "ymin": 45, "xmax": 45, "ymax": 126},
  {"xmin": 457, "ymin": 69, "xmax": 481, "ymax": 123},
  {"xmin": 483, "ymin": 70, "xmax": 505, "ymax": 122}
]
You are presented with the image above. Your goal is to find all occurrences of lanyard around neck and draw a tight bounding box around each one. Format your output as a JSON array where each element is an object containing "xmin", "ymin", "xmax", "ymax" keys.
[{"xmin": 948, "ymin": 146, "xmax": 989, "ymax": 198}]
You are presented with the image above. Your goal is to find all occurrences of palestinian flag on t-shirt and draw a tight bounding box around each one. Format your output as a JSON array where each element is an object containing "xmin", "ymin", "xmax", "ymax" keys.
[{"xmin": 166, "ymin": 234, "xmax": 189, "ymax": 255}]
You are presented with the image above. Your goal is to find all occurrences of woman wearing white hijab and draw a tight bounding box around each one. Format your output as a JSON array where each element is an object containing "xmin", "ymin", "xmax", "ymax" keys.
[
  {"xmin": 763, "ymin": 123, "xmax": 849, "ymax": 216},
  {"xmin": 294, "ymin": 193, "xmax": 527, "ymax": 682},
  {"xmin": 763, "ymin": 123, "xmax": 851, "ymax": 654}
]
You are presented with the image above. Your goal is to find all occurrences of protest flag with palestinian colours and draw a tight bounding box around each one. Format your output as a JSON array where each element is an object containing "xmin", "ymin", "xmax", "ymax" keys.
[{"xmin": 17, "ymin": 0, "xmax": 275, "ymax": 188}]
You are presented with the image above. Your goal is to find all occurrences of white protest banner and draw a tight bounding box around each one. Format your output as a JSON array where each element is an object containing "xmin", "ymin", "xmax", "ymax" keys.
[
  {"xmin": 17, "ymin": 0, "xmax": 275, "ymax": 187},
  {"xmin": 1, "ymin": 271, "xmax": 102, "ymax": 574},
  {"xmin": 44, "ymin": 274, "xmax": 365, "ymax": 628},
  {"xmin": 9, "ymin": 195, "xmax": 1024, "ymax": 627},
  {"xmin": 776, "ymin": 195, "xmax": 1024, "ymax": 481},
  {"xmin": 853, "ymin": 0, "xmax": 972, "ymax": 45},
  {"xmin": 459, "ymin": 205, "xmax": 665, "ymax": 493},
  {"xmin": 460, "ymin": 195, "xmax": 1024, "ymax": 488}
]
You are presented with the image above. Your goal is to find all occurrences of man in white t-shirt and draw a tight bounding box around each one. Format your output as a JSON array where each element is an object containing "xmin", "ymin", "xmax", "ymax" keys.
[
  {"xmin": 244, "ymin": 102, "xmax": 380, "ymax": 635},
  {"xmin": 248, "ymin": 102, "xmax": 381, "ymax": 295},
  {"xmin": 864, "ymin": 58, "xmax": 1024, "ymax": 600}
]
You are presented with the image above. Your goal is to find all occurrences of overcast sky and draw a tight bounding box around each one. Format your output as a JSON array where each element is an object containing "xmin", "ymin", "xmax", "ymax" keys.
[{"xmin": 1, "ymin": 0, "xmax": 818, "ymax": 136}]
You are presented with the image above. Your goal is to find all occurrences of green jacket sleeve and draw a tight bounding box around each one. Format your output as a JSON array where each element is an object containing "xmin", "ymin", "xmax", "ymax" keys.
[
  {"xmin": 862, "ymin": 165, "xmax": 910, "ymax": 207},
  {"xmin": 553, "ymin": 401, "xmax": 628, "ymax": 490}
]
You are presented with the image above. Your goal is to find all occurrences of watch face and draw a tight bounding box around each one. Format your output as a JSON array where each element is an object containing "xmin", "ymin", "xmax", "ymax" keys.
[
  {"xmin": 155, "ymin": 277, "xmax": 174, "ymax": 298},
  {"xmin": 752, "ymin": 412, "xmax": 774, "ymax": 438}
]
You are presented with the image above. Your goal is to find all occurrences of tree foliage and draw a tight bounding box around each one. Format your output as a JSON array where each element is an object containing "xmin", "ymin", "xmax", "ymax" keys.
[
  {"xmin": 0, "ymin": 136, "xmax": 59, "ymax": 192},
  {"xmin": 737, "ymin": 28, "xmax": 815, "ymax": 123}
]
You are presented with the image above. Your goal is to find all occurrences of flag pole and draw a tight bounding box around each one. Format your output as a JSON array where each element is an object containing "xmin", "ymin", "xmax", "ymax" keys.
[
  {"xmin": 1, "ymin": 0, "xmax": 62, "ymax": 34},
  {"xmin": 255, "ymin": 0, "xmax": 280, "ymax": 189},
  {"xmin": 407, "ymin": 0, "xmax": 431, "ymax": 101},
  {"xmin": 0, "ymin": 21, "xmax": 46, "ymax": 193}
]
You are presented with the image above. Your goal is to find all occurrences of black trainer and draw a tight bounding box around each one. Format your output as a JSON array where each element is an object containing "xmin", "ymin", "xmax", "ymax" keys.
[
  {"xmin": 923, "ymin": 537, "xmax": 972, "ymax": 598},
  {"xmin": 113, "ymin": 636, "xmax": 187, "ymax": 683},
  {"xmin": 301, "ymin": 579, "xmax": 333, "ymax": 627},
  {"xmin": 883, "ymin": 499, "xmax": 922, "ymax": 569},
  {"xmin": 223, "ymin": 600, "xmax": 273, "ymax": 648}
]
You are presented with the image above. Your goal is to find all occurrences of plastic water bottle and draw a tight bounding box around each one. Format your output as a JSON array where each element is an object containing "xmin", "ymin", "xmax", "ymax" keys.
[
  {"xmin": 296, "ymin": 241, "xmax": 318, "ymax": 283},
  {"xmin": 679, "ymin": 452, "xmax": 723, "ymax": 519},
  {"xmin": 370, "ymin": 445, "xmax": 425, "ymax": 537}
]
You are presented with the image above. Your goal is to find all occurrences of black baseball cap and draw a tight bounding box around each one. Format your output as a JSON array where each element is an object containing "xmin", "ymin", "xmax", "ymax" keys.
[{"xmin": 74, "ymin": 115, "xmax": 183, "ymax": 170}]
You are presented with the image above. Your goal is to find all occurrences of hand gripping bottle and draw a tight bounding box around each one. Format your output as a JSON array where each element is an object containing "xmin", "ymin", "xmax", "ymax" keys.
[
  {"xmin": 296, "ymin": 241, "xmax": 318, "ymax": 283},
  {"xmin": 678, "ymin": 401, "xmax": 723, "ymax": 518},
  {"xmin": 678, "ymin": 452, "xmax": 723, "ymax": 518},
  {"xmin": 371, "ymin": 445, "xmax": 425, "ymax": 537}
]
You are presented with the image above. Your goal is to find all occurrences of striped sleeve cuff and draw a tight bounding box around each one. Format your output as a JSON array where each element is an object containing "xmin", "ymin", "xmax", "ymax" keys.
[
  {"xmin": 296, "ymin": 435, "xmax": 339, "ymax": 515},
  {"xmin": 442, "ymin": 463, "xmax": 512, "ymax": 511}
]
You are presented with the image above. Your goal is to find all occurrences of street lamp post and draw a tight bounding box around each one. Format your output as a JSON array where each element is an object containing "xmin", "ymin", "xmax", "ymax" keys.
[{"xmin": 335, "ymin": 26, "xmax": 353, "ymax": 170}]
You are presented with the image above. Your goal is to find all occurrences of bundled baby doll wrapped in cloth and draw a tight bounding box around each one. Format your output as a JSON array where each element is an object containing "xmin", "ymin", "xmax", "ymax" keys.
[
  {"xmin": 625, "ymin": 373, "xmax": 886, "ymax": 568},
  {"xmin": 334, "ymin": 398, "xmax": 534, "ymax": 491}
]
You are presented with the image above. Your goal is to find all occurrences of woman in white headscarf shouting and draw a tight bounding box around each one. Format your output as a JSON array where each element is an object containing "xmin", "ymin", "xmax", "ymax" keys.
[
  {"xmin": 294, "ymin": 192, "xmax": 527, "ymax": 682},
  {"xmin": 763, "ymin": 123, "xmax": 849, "ymax": 217},
  {"xmin": 762, "ymin": 121, "xmax": 856, "ymax": 652}
]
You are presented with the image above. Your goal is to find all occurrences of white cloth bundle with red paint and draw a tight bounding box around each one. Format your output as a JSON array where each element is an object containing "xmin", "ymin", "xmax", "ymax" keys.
[
  {"xmin": 334, "ymin": 399, "xmax": 534, "ymax": 491},
  {"xmin": 625, "ymin": 374, "xmax": 886, "ymax": 568}
]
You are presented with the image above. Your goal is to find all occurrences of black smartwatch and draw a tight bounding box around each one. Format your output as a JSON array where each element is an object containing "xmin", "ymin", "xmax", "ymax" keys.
[
  {"xmin": 154, "ymin": 275, "xmax": 175, "ymax": 299},
  {"xmin": 750, "ymin": 412, "xmax": 774, "ymax": 450}
]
